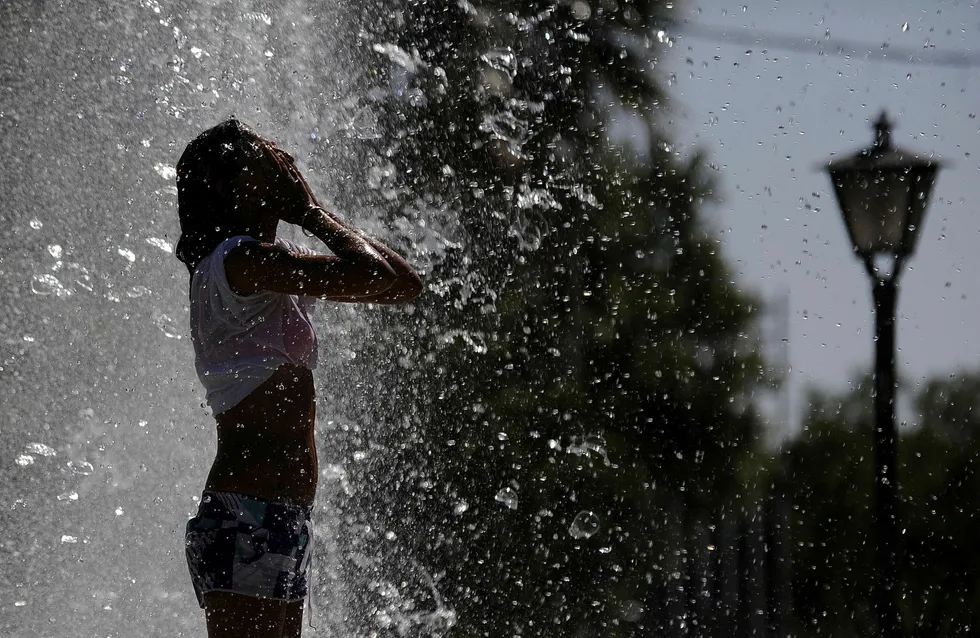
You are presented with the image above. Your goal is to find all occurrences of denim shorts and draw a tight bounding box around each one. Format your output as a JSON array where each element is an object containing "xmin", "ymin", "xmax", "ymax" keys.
[{"xmin": 185, "ymin": 491, "xmax": 313, "ymax": 607}]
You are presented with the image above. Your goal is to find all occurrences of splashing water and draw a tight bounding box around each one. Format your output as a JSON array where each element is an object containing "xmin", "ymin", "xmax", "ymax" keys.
[
  {"xmin": 566, "ymin": 434, "xmax": 616, "ymax": 467},
  {"xmin": 569, "ymin": 510, "xmax": 601, "ymax": 540},
  {"xmin": 67, "ymin": 460, "xmax": 95, "ymax": 476},
  {"xmin": 30, "ymin": 273, "xmax": 73, "ymax": 298},
  {"xmin": 145, "ymin": 237, "xmax": 173, "ymax": 253},
  {"xmin": 495, "ymin": 487, "xmax": 519, "ymax": 510},
  {"xmin": 24, "ymin": 442, "xmax": 57, "ymax": 457},
  {"xmin": 0, "ymin": 0, "xmax": 463, "ymax": 634}
]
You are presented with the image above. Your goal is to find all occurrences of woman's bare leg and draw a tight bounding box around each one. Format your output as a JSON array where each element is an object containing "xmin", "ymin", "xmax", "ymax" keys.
[{"xmin": 204, "ymin": 591, "xmax": 304, "ymax": 638}]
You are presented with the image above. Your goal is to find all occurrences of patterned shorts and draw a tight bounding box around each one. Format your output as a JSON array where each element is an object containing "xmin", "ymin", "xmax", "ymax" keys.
[{"xmin": 185, "ymin": 491, "xmax": 313, "ymax": 608}]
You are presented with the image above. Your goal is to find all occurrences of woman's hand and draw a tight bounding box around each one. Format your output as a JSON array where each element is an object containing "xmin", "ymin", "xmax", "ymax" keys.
[
  {"xmin": 243, "ymin": 138, "xmax": 422, "ymax": 304},
  {"xmin": 259, "ymin": 142, "xmax": 314, "ymax": 226}
]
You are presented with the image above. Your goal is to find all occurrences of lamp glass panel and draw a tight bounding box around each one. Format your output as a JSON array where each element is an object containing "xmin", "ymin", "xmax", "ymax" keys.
[{"xmin": 834, "ymin": 170, "xmax": 912, "ymax": 254}]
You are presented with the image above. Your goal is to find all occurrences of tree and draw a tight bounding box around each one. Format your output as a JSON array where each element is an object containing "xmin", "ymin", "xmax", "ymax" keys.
[
  {"xmin": 341, "ymin": 1, "xmax": 768, "ymax": 634},
  {"xmin": 783, "ymin": 370, "xmax": 980, "ymax": 637}
]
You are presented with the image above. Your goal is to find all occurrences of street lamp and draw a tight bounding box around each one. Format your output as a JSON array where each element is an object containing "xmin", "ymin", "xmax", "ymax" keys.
[{"xmin": 824, "ymin": 111, "xmax": 941, "ymax": 638}]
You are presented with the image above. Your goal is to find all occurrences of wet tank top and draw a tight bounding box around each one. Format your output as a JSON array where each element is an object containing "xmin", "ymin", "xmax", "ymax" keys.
[{"xmin": 189, "ymin": 235, "xmax": 318, "ymax": 414}]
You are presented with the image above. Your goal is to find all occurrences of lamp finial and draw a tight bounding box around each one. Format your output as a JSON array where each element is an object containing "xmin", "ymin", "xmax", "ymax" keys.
[{"xmin": 873, "ymin": 111, "xmax": 892, "ymax": 151}]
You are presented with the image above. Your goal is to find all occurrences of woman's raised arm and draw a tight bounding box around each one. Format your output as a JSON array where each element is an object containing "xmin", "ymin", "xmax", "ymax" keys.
[
  {"xmin": 299, "ymin": 206, "xmax": 423, "ymax": 304},
  {"xmin": 225, "ymin": 140, "xmax": 422, "ymax": 303},
  {"xmin": 224, "ymin": 237, "xmax": 398, "ymax": 302}
]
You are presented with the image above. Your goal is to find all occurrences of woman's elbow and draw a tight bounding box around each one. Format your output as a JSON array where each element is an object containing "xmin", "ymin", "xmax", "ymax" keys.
[
  {"xmin": 383, "ymin": 272, "xmax": 423, "ymax": 304},
  {"xmin": 368, "ymin": 262, "xmax": 399, "ymax": 292},
  {"xmin": 400, "ymin": 272, "xmax": 423, "ymax": 302}
]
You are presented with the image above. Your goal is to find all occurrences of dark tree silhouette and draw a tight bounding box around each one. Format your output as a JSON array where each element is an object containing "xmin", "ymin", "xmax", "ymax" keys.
[{"xmin": 342, "ymin": 1, "xmax": 768, "ymax": 634}]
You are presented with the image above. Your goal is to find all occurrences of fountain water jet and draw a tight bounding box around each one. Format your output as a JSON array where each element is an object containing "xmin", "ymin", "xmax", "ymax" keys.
[{"xmin": 0, "ymin": 0, "xmax": 458, "ymax": 634}]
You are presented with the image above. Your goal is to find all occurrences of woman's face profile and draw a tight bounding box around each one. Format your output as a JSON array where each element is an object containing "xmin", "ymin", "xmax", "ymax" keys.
[{"xmin": 228, "ymin": 137, "xmax": 288, "ymax": 231}]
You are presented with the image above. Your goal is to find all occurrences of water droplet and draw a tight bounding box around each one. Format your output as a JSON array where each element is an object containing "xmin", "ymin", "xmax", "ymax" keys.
[
  {"xmin": 372, "ymin": 42, "xmax": 421, "ymax": 73},
  {"xmin": 570, "ymin": 1, "xmax": 591, "ymax": 20},
  {"xmin": 153, "ymin": 163, "xmax": 176, "ymax": 180},
  {"xmin": 516, "ymin": 188, "xmax": 559, "ymax": 211},
  {"xmin": 620, "ymin": 599, "xmax": 644, "ymax": 622},
  {"xmin": 495, "ymin": 487, "xmax": 518, "ymax": 510},
  {"xmin": 153, "ymin": 311, "xmax": 182, "ymax": 339},
  {"xmin": 126, "ymin": 286, "xmax": 152, "ymax": 299},
  {"xmin": 67, "ymin": 263, "xmax": 94, "ymax": 291},
  {"xmin": 145, "ymin": 237, "xmax": 173, "ymax": 253},
  {"xmin": 30, "ymin": 274, "xmax": 71, "ymax": 297},
  {"xmin": 172, "ymin": 26, "xmax": 186, "ymax": 48},
  {"xmin": 243, "ymin": 11, "xmax": 272, "ymax": 26},
  {"xmin": 25, "ymin": 442, "xmax": 56, "ymax": 457},
  {"xmin": 565, "ymin": 435, "xmax": 612, "ymax": 465},
  {"xmin": 569, "ymin": 510, "xmax": 600, "ymax": 539},
  {"xmin": 67, "ymin": 460, "xmax": 94, "ymax": 476},
  {"xmin": 479, "ymin": 111, "xmax": 529, "ymax": 158}
]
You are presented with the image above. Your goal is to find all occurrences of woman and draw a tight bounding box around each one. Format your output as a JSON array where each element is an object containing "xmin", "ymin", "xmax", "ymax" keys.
[{"xmin": 175, "ymin": 119, "xmax": 421, "ymax": 638}]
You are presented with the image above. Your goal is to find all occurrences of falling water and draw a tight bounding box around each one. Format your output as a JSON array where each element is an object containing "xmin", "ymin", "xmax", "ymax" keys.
[{"xmin": 0, "ymin": 0, "xmax": 454, "ymax": 635}]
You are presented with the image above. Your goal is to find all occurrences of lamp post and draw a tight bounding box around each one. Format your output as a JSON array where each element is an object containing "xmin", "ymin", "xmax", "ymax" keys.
[{"xmin": 824, "ymin": 112, "xmax": 941, "ymax": 638}]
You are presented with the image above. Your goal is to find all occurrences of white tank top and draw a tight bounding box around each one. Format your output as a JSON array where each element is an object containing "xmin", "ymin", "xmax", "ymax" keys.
[{"xmin": 189, "ymin": 235, "xmax": 318, "ymax": 414}]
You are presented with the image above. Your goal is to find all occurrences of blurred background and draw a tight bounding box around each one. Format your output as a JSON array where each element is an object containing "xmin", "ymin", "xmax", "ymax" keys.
[{"xmin": 1, "ymin": 0, "xmax": 978, "ymax": 636}]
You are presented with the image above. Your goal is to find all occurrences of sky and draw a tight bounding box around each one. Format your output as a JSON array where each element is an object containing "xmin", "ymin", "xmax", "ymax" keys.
[{"xmin": 663, "ymin": 0, "xmax": 980, "ymax": 431}]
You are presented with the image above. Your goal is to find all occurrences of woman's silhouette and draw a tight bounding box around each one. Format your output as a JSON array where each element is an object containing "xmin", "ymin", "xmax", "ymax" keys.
[{"xmin": 175, "ymin": 119, "xmax": 421, "ymax": 637}]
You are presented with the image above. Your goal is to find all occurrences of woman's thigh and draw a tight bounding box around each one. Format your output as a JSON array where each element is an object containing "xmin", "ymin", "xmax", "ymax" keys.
[{"xmin": 204, "ymin": 591, "xmax": 305, "ymax": 638}]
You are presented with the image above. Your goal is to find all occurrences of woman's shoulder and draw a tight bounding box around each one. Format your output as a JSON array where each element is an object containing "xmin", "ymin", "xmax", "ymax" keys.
[
  {"xmin": 193, "ymin": 236, "xmax": 322, "ymax": 301},
  {"xmin": 191, "ymin": 235, "xmax": 264, "ymax": 295}
]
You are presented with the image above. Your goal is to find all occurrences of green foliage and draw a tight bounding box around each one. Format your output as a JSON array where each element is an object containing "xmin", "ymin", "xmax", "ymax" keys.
[
  {"xmin": 902, "ymin": 372, "xmax": 980, "ymax": 637},
  {"xmin": 784, "ymin": 386, "xmax": 876, "ymax": 636},
  {"xmin": 783, "ymin": 371, "xmax": 980, "ymax": 637}
]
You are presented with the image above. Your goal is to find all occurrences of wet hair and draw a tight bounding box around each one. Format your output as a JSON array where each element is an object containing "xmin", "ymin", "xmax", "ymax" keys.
[{"xmin": 174, "ymin": 118, "xmax": 265, "ymax": 275}]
